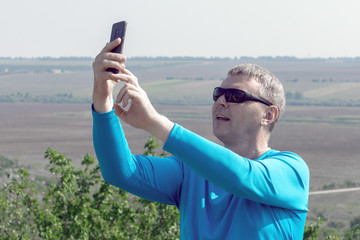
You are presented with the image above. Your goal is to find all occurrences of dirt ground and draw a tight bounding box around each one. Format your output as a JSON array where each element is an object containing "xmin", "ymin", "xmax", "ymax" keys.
[{"xmin": 1, "ymin": 103, "xmax": 360, "ymax": 186}]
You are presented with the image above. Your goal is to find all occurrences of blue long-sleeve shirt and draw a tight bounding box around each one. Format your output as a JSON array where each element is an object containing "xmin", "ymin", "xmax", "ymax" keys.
[{"xmin": 92, "ymin": 106, "xmax": 309, "ymax": 240}]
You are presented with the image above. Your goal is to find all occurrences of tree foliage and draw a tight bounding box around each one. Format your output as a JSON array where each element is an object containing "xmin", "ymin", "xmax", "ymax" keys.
[
  {"xmin": 303, "ymin": 218, "xmax": 324, "ymax": 240},
  {"xmin": 0, "ymin": 136, "xmax": 179, "ymax": 239}
]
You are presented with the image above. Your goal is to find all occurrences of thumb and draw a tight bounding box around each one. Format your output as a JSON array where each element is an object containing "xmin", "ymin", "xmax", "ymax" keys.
[
  {"xmin": 114, "ymin": 104, "xmax": 126, "ymax": 119},
  {"xmin": 101, "ymin": 38, "xmax": 121, "ymax": 54}
]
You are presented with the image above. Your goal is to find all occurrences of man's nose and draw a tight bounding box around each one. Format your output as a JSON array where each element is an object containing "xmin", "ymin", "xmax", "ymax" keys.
[{"xmin": 216, "ymin": 94, "xmax": 228, "ymax": 106}]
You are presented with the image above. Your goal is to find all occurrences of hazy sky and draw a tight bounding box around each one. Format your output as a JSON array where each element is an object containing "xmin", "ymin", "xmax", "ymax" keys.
[{"xmin": 1, "ymin": 0, "xmax": 360, "ymax": 58}]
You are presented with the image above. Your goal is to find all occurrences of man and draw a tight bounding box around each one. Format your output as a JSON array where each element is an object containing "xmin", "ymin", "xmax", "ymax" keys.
[{"xmin": 92, "ymin": 38, "xmax": 309, "ymax": 239}]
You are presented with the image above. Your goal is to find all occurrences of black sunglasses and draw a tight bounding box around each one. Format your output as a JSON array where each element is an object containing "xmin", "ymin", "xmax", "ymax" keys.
[{"xmin": 213, "ymin": 87, "xmax": 272, "ymax": 106}]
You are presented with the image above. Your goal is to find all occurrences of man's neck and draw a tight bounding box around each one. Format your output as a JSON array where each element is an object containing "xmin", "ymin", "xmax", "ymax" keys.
[
  {"xmin": 225, "ymin": 144, "xmax": 271, "ymax": 160},
  {"xmin": 224, "ymin": 134, "xmax": 271, "ymax": 160}
]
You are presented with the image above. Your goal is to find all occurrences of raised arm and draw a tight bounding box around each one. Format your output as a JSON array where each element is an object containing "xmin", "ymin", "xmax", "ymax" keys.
[
  {"xmin": 92, "ymin": 39, "xmax": 181, "ymax": 205},
  {"xmin": 164, "ymin": 124, "xmax": 309, "ymax": 211},
  {"xmin": 92, "ymin": 108, "xmax": 183, "ymax": 205}
]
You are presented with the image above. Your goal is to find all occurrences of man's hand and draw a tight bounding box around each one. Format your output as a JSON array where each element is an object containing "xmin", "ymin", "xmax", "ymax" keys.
[
  {"xmin": 113, "ymin": 68, "xmax": 174, "ymax": 143},
  {"xmin": 92, "ymin": 39, "xmax": 174, "ymax": 143},
  {"xmin": 92, "ymin": 38, "xmax": 126, "ymax": 113}
]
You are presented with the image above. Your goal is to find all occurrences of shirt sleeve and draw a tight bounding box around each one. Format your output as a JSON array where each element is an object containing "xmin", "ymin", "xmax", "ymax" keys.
[
  {"xmin": 163, "ymin": 124, "xmax": 309, "ymax": 211},
  {"xmin": 92, "ymin": 105, "xmax": 183, "ymax": 206}
]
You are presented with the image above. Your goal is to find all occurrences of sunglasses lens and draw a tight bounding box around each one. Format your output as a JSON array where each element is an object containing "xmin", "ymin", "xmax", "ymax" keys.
[
  {"xmin": 213, "ymin": 88, "xmax": 246, "ymax": 103},
  {"xmin": 213, "ymin": 88, "xmax": 224, "ymax": 101},
  {"xmin": 228, "ymin": 89, "xmax": 245, "ymax": 103}
]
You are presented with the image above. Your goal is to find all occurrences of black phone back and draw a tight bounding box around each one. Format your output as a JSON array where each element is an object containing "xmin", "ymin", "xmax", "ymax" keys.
[
  {"xmin": 107, "ymin": 21, "xmax": 127, "ymax": 74},
  {"xmin": 110, "ymin": 21, "xmax": 127, "ymax": 54}
]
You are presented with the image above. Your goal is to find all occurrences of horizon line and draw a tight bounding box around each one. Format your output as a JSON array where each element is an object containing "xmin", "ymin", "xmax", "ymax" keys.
[{"xmin": 1, "ymin": 56, "xmax": 360, "ymax": 61}]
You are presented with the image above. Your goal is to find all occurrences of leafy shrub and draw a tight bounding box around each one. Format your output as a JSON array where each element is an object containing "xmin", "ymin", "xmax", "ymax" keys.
[{"xmin": 0, "ymin": 137, "xmax": 179, "ymax": 239}]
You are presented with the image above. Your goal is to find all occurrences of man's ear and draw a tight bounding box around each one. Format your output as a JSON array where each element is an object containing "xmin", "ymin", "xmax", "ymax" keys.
[{"xmin": 261, "ymin": 105, "xmax": 279, "ymax": 126}]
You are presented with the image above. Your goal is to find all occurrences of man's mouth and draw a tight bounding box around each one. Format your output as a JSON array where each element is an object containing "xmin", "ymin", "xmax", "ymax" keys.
[{"xmin": 216, "ymin": 114, "xmax": 230, "ymax": 121}]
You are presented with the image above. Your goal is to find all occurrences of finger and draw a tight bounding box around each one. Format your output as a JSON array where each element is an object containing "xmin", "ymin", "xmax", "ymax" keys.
[
  {"xmin": 122, "ymin": 88, "xmax": 141, "ymax": 109},
  {"xmin": 118, "ymin": 68, "xmax": 139, "ymax": 86},
  {"xmin": 101, "ymin": 58, "xmax": 125, "ymax": 73},
  {"xmin": 94, "ymin": 39, "xmax": 123, "ymax": 73},
  {"xmin": 94, "ymin": 54, "xmax": 126, "ymax": 78},
  {"xmin": 115, "ymin": 83, "xmax": 139, "ymax": 104},
  {"xmin": 110, "ymin": 71, "xmax": 139, "ymax": 87},
  {"xmin": 120, "ymin": 67, "xmax": 135, "ymax": 77},
  {"xmin": 104, "ymin": 52, "xmax": 127, "ymax": 63},
  {"xmin": 115, "ymin": 83, "xmax": 130, "ymax": 104},
  {"xmin": 122, "ymin": 92, "xmax": 130, "ymax": 108},
  {"xmin": 115, "ymin": 83, "xmax": 128, "ymax": 104},
  {"xmin": 100, "ymin": 38, "xmax": 121, "ymax": 54},
  {"xmin": 114, "ymin": 104, "xmax": 126, "ymax": 118},
  {"xmin": 99, "ymin": 71, "xmax": 121, "ymax": 83}
]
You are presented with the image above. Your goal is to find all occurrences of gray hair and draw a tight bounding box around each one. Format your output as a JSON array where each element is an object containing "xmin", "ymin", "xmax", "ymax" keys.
[{"xmin": 227, "ymin": 64, "xmax": 286, "ymax": 130}]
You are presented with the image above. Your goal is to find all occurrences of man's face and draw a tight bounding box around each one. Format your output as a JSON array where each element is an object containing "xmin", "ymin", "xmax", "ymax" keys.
[{"xmin": 212, "ymin": 75, "xmax": 267, "ymax": 146}]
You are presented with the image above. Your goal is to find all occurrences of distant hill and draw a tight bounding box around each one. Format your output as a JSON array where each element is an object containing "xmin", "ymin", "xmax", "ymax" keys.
[{"xmin": 1, "ymin": 57, "xmax": 360, "ymax": 106}]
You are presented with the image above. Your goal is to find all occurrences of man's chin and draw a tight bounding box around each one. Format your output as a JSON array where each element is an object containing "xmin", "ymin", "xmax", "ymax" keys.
[{"xmin": 213, "ymin": 130, "xmax": 229, "ymax": 144}]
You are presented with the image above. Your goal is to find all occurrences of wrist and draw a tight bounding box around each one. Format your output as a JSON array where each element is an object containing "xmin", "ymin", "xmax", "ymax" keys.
[
  {"xmin": 92, "ymin": 94, "xmax": 114, "ymax": 113},
  {"xmin": 147, "ymin": 114, "xmax": 174, "ymax": 144},
  {"xmin": 92, "ymin": 81, "xmax": 115, "ymax": 113}
]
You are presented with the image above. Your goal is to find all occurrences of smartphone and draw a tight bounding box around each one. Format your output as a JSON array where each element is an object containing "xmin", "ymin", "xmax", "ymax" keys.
[{"xmin": 107, "ymin": 21, "xmax": 127, "ymax": 74}]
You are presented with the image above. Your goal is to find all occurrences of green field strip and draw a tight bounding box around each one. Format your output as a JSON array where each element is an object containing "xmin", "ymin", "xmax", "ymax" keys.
[
  {"xmin": 282, "ymin": 115, "xmax": 360, "ymax": 127},
  {"xmin": 303, "ymin": 82, "xmax": 360, "ymax": 99}
]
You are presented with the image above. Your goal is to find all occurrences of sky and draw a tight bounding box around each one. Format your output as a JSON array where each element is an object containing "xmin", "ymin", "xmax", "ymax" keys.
[{"xmin": 1, "ymin": 0, "xmax": 360, "ymax": 58}]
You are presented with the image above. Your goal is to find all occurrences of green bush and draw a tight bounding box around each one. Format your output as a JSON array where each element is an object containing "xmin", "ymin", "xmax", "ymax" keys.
[{"xmin": 0, "ymin": 137, "xmax": 179, "ymax": 239}]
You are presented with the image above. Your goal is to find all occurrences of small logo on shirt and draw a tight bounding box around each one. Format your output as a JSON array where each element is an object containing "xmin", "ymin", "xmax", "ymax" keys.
[
  {"xmin": 211, "ymin": 192, "xmax": 219, "ymax": 200},
  {"xmin": 202, "ymin": 192, "xmax": 219, "ymax": 208}
]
